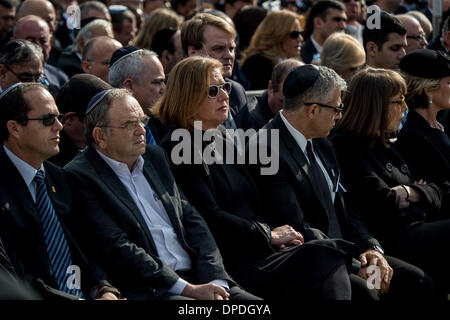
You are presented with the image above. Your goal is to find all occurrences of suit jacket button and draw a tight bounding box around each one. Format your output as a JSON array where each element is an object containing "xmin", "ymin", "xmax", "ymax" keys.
[{"xmin": 386, "ymin": 163, "xmax": 393, "ymax": 172}]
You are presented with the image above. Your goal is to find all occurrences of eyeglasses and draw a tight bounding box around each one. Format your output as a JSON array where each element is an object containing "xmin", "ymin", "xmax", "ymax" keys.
[
  {"xmin": 4, "ymin": 64, "xmax": 49, "ymax": 85},
  {"xmin": 407, "ymin": 33, "xmax": 426, "ymax": 41},
  {"xmin": 343, "ymin": 0, "xmax": 361, "ymax": 2},
  {"xmin": 100, "ymin": 116, "xmax": 150, "ymax": 131},
  {"xmin": 391, "ymin": 95, "xmax": 405, "ymax": 106},
  {"xmin": 25, "ymin": 113, "xmax": 65, "ymax": 126},
  {"xmin": 305, "ymin": 102, "xmax": 345, "ymax": 115},
  {"xmin": 290, "ymin": 30, "xmax": 303, "ymax": 39},
  {"xmin": 208, "ymin": 82, "xmax": 232, "ymax": 99}
]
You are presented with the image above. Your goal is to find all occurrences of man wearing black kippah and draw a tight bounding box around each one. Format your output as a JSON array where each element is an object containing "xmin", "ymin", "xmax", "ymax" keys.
[
  {"xmin": 248, "ymin": 64, "xmax": 437, "ymax": 300},
  {"xmin": 0, "ymin": 83, "xmax": 121, "ymax": 300}
]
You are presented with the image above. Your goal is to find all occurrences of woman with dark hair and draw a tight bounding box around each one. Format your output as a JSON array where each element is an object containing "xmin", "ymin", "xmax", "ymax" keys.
[
  {"xmin": 396, "ymin": 49, "xmax": 450, "ymax": 185},
  {"xmin": 332, "ymin": 67, "xmax": 450, "ymax": 297},
  {"xmin": 153, "ymin": 56, "xmax": 354, "ymax": 300}
]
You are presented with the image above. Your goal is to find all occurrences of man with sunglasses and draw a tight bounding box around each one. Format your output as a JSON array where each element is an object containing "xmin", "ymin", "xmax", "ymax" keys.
[
  {"xmin": 247, "ymin": 64, "xmax": 436, "ymax": 300},
  {"xmin": 0, "ymin": 39, "xmax": 46, "ymax": 92},
  {"xmin": 0, "ymin": 83, "xmax": 121, "ymax": 300},
  {"xmin": 64, "ymin": 88, "xmax": 260, "ymax": 300},
  {"xmin": 301, "ymin": 0, "xmax": 347, "ymax": 64}
]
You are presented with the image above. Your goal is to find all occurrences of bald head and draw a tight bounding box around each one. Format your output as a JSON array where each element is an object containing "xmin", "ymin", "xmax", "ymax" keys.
[
  {"xmin": 81, "ymin": 36, "xmax": 122, "ymax": 82},
  {"xmin": 13, "ymin": 15, "xmax": 51, "ymax": 62},
  {"xmin": 16, "ymin": 0, "xmax": 56, "ymax": 33},
  {"xmin": 396, "ymin": 14, "xmax": 427, "ymax": 53}
]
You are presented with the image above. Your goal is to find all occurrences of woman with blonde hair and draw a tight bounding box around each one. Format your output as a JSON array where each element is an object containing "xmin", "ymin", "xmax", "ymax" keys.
[
  {"xmin": 332, "ymin": 67, "xmax": 450, "ymax": 298},
  {"xmin": 154, "ymin": 56, "xmax": 354, "ymax": 300},
  {"xmin": 321, "ymin": 33, "xmax": 366, "ymax": 81},
  {"xmin": 133, "ymin": 8, "xmax": 184, "ymax": 49},
  {"xmin": 240, "ymin": 10, "xmax": 303, "ymax": 90}
]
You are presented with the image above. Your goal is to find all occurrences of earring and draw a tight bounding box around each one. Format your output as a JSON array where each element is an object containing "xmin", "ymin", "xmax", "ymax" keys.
[{"xmin": 429, "ymin": 97, "xmax": 433, "ymax": 104}]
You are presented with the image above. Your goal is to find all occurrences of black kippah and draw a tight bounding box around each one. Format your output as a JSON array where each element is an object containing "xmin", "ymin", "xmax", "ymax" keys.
[{"xmin": 283, "ymin": 64, "xmax": 320, "ymax": 98}]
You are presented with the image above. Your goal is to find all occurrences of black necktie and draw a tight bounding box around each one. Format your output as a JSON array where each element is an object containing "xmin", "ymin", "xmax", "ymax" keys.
[{"xmin": 306, "ymin": 141, "xmax": 342, "ymax": 238}]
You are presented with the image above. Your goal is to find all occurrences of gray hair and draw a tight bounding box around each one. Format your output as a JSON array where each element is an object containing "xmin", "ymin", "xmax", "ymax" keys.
[
  {"xmin": 0, "ymin": 39, "xmax": 43, "ymax": 66},
  {"xmin": 85, "ymin": 88, "xmax": 130, "ymax": 146},
  {"xmin": 76, "ymin": 19, "xmax": 113, "ymax": 43},
  {"xmin": 284, "ymin": 65, "xmax": 347, "ymax": 111},
  {"xmin": 108, "ymin": 49, "xmax": 158, "ymax": 88}
]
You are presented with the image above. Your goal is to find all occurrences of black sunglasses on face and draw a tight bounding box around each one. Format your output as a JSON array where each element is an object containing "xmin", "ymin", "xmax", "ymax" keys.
[
  {"xmin": 25, "ymin": 113, "xmax": 65, "ymax": 126},
  {"xmin": 208, "ymin": 82, "xmax": 232, "ymax": 98},
  {"xmin": 305, "ymin": 102, "xmax": 344, "ymax": 115},
  {"xmin": 290, "ymin": 30, "xmax": 303, "ymax": 39}
]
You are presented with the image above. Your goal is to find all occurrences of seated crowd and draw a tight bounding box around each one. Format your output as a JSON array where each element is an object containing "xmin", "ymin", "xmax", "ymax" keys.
[{"xmin": 0, "ymin": 0, "xmax": 449, "ymax": 301}]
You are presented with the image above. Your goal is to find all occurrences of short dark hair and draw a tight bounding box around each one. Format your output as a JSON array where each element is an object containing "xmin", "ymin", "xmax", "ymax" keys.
[
  {"xmin": 363, "ymin": 11, "xmax": 406, "ymax": 51},
  {"xmin": 151, "ymin": 28, "xmax": 176, "ymax": 56},
  {"xmin": 0, "ymin": 0, "xmax": 16, "ymax": 9},
  {"xmin": 303, "ymin": 0, "xmax": 345, "ymax": 39},
  {"xmin": 110, "ymin": 9, "xmax": 134, "ymax": 34},
  {"xmin": 0, "ymin": 83, "xmax": 46, "ymax": 141}
]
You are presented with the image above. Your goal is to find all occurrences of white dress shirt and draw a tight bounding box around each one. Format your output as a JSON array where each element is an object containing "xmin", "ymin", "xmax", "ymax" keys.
[
  {"xmin": 97, "ymin": 150, "xmax": 228, "ymax": 294},
  {"xmin": 280, "ymin": 111, "xmax": 335, "ymax": 202}
]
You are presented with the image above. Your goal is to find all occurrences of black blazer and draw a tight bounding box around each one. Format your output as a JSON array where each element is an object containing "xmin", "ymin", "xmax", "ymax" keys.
[
  {"xmin": 247, "ymin": 90, "xmax": 275, "ymax": 131},
  {"xmin": 248, "ymin": 113, "xmax": 380, "ymax": 255},
  {"xmin": 332, "ymin": 132, "xmax": 443, "ymax": 247},
  {"xmin": 396, "ymin": 110, "xmax": 450, "ymax": 181},
  {"xmin": 0, "ymin": 146, "xmax": 110, "ymax": 300},
  {"xmin": 300, "ymin": 37, "xmax": 318, "ymax": 64},
  {"xmin": 228, "ymin": 79, "xmax": 253, "ymax": 130},
  {"xmin": 240, "ymin": 53, "xmax": 274, "ymax": 90},
  {"xmin": 64, "ymin": 145, "xmax": 231, "ymax": 299}
]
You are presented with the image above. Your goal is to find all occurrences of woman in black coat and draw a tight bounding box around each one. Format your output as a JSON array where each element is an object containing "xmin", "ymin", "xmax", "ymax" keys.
[
  {"xmin": 152, "ymin": 56, "xmax": 354, "ymax": 300},
  {"xmin": 396, "ymin": 50, "xmax": 450, "ymax": 204},
  {"xmin": 332, "ymin": 67, "xmax": 450, "ymax": 296}
]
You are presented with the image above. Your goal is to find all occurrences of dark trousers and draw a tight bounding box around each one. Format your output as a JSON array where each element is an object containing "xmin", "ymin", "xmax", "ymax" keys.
[
  {"xmin": 350, "ymin": 255, "xmax": 436, "ymax": 300},
  {"xmin": 229, "ymin": 242, "xmax": 352, "ymax": 300},
  {"xmin": 390, "ymin": 219, "xmax": 450, "ymax": 298}
]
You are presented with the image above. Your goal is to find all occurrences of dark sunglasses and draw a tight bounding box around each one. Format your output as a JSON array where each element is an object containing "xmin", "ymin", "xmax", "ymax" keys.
[
  {"xmin": 407, "ymin": 33, "xmax": 426, "ymax": 41},
  {"xmin": 305, "ymin": 102, "xmax": 344, "ymax": 115},
  {"xmin": 208, "ymin": 82, "xmax": 232, "ymax": 99},
  {"xmin": 391, "ymin": 95, "xmax": 405, "ymax": 106},
  {"xmin": 290, "ymin": 30, "xmax": 303, "ymax": 39},
  {"xmin": 25, "ymin": 113, "xmax": 65, "ymax": 126}
]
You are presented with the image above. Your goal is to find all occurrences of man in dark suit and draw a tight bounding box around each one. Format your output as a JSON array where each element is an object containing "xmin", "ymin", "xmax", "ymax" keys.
[
  {"xmin": 181, "ymin": 12, "xmax": 252, "ymax": 130},
  {"xmin": 247, "ymin": 64, "xmax": 436, "ymax": 300},
  {"xmin": 300, "ymin": 0, "xmax": 347, "ymax": 64},
  {"xmin": 0, "ymin": 82, "xmax": 121, "ymax": 300},
  {"xmin": 64, "ymin": 88, "xmax": 260, "ymax": 300}
]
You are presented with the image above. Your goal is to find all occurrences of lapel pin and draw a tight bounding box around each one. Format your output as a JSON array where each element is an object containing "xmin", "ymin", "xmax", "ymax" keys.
[
  {"xmin": 51, "ymin": 186, "xmax": 56, "ymax": 193},
  {"xmin": 385, "ymin": 163, "xmax": 393, "ymax": 172}
]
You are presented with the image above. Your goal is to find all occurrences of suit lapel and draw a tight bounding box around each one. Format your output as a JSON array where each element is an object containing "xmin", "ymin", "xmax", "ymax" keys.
[
  {"xmin": 141, "ymin": 155, "xmax": 194, "ymax": 254},
  {"xmin": 85, "ymin": 147, "xmax": 157, "ymax": 250},
  {"xmin": 0, "ymin": 147, "xmax": 40, "ymax": 224},
  {"xmin": 274, "ymin": 115, "xmax": 331, "ymax": 212}
]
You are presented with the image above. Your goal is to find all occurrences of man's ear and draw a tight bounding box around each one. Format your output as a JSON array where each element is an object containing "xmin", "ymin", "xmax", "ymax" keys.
[
  {"xmin": 160, "ymin": 50, "xmax": 171, "ymax": 66},
  {"xmin": 80, "ymin": 60, "xmax": 90, "ymax": 72},
  {"xmin": 313, "ymin": 16, "xmax": 324, "ymax": 30},
  {"xmin": 267, "ymin": 80, "xmax": 274, "ymax": 96},
  {"xmin": 121, "ymin": 78, "xmax": 134, "ymax": 91},
  {"xmin": 92, "ymin": 127, "xmax": 107, "ymax": 149},
  {"xmin": 305, "ymin": 104, "xmax": 318, "ymax": 119},
  {"xmin": 366, "ymin": 41, "xmax": 378, "ymax": 57},
  {"xmin": 0, "ymin": 64, "xmax": 8, "ymax": 82},
  {"xmin": 188, "ymin": 45, "xmax": 201, "ymax": 57},
  {"xmin": 6, "ymin": 120, "xmax": 21, "ymax": 139}
]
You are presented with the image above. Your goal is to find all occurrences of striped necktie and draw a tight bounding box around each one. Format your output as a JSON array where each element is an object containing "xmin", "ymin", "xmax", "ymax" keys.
[{"xmin": 34, "ymin": 170, "xmax": 83, "ymax": 298}]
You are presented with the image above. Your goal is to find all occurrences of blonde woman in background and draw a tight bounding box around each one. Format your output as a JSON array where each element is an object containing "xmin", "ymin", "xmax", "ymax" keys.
[
  {"xmin": 240, "ymin": 10, "xmax": 304, "ymax": 90},
  {"xmin": 320, "ymin": 33, "xmax": 365, "ymax": 82},
  {"xmin": 133, "ymin": 8, "xmax": 183, "ymax": 49}
]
